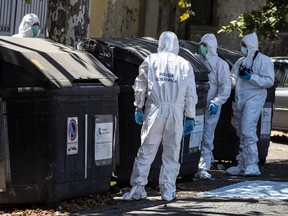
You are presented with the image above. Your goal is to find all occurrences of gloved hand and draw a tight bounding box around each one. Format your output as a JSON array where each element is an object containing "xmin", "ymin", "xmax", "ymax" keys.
[
  {"xmin": 184, "ymin": 118, "xmax": 195, "ymax": 135},
  {"xmin": 208, "ymin": 103, "xmax": 218, "ymax": 115},
  {"xmin": 134, "ymin": 109, "xmax": 144, "ymax": 125},
  {"xmin": 238, "ymin": 69, "xmax": 252, "ymax": 80}
]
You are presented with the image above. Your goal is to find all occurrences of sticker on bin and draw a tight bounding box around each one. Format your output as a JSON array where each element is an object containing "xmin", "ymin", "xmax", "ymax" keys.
[
  {"xmin": 260, "ymin": 106, "xmax": 272, "ymax": 138},
  {"xmin": 189, "ymin": 115, "xmax": 204, "ymax": 153},
  {"xmin": 67, "ymin": 117, "xmax": 78, "ymax": 155},
  {"xmin": 95, "ymin": 115, "xmax": 113, "ymax": 166}
]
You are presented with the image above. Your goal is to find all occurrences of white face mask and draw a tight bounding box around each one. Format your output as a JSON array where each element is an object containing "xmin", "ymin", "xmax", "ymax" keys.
[{"xmin": 241, "ymin": 46, "xmax": 248, "ymax": 57}]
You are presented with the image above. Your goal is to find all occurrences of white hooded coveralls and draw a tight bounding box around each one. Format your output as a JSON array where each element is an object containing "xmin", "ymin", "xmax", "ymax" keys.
[
  {"xmin": 197, "ymin": 34, "xmax": 231, "ymax": 172},
  {"xmin": 230, "ymin": 32, "xmax": 274, "ymax": 172},
  {"xmin": 12, "ymin": 13, "xmax": 40, "ymax": 38},
  {"xmin": 131, "ymin": 31, "xmax": 198, "ymax": 195}
]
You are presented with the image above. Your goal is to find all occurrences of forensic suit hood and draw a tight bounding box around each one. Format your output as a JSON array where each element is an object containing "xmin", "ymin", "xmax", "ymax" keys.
[
  {"xmin": 200, "ymin": 33, "xmax": 218, "ymax": 60},
  {"xmin": 241, "ymin": 32, "xmax": 259, "ymax": 68},
  {"xmin": 157, "ymin": 31, "xmax": 180, "ymax": 55},
  {"xmin": 242, "ymin": 32, "xmax": 259, "ymax": 51},
  {"xmin": 12, "ymin": 13, "xmax": 40, "ymax": 38}
]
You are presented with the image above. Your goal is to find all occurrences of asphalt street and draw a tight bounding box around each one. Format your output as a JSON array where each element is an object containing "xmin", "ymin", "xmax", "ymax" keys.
[{"xmin": 75, "ymin": 134, "xmax": 288, "ymax": 216}]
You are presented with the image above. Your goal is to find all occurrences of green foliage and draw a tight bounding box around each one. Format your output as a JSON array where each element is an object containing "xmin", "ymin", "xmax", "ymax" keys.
[
  {"xmin": 26, "ymin": 0, "xmax": 30, "ymax": 4},
  {"xmin": 218, "ymin": 0, "xmax": 288, "ymax": 41}
]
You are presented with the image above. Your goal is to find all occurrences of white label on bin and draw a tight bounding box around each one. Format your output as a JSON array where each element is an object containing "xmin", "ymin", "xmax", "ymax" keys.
[
  {"xmin": 189, "ymin": 115, "xmax": 204, "ymax": 149},
  {"xmin": 261, "ymin": 107, "xmax": 272, "ymax": 135},
  {"xmin": 67, "ymin": 117, "xmax": 79, "ymax": 155},
  {"xmin": 95, "ymin": 122, "xmax": 113, "ymax": 161}
]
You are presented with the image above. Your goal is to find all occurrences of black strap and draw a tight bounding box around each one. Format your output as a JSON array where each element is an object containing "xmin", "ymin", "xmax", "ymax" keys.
[{"xmin": 251, "ymin": 50, "xmax": 259, "ymax": 68}]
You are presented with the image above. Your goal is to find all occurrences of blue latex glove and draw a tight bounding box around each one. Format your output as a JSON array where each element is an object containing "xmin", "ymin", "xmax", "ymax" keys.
[
  {"xmin": 208, "ymin": 103, "xmax": 218, "ymax": 115},
  {"xmin": 134, "ymin": 109, "xmax": 144, "ymax": 125},
  {"xmin": 184, "ymin": 118, "xmax": 195, "ymax": 135},
  {"xmin": 239, "ymin": 69, "xmax": 252, "ymax": 80}
]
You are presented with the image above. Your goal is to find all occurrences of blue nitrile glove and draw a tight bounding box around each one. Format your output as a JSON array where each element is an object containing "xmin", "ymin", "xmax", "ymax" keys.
[
  {"xmin": 208, "ymin": 103, "xmax": 218, "ymax": 115},
  {"xmin": 184, "ymin": 118, "xmax": 195, "ymax": 135},
  {"xmin": 134, "ymin": 109, "xmax": 144, "ymax": 125},
  {"xmin": 238, "ymin": 69, "xmax": 252, "ymax": 80}
]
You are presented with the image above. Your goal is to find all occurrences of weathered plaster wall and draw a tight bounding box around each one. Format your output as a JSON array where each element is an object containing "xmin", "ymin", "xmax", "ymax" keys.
[
  {"xmin": 89, "ymin": 0, "xmax": 181, "ymax": 40},
  {"xmin": 157, "ymin": 0, "xmax": 176, "ymax": 37},
  {"xmin": 88, "ymin": 0, "xmax": 109, "ymax": 38},
  {"xmin": 142, "ymin": 0, "xmax": 159, "ymax": 38},
  {"xmin": 45, "ymin": 0, "xmax": 286, "ymax": 55},
  {"xmin": 97, "ymin": 0, "xmax": 141, "ymax": 38}
]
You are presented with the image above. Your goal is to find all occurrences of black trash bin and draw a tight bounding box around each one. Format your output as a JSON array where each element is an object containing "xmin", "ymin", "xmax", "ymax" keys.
[
  {"xmin": 256, "ymin": 85, "xmax": 276, "ymax": 165},
  {"xmin": 0, "ymin": 36, "xmax": 119, "ymax": 205},
  {"xmin": 79, "ymin": 37, "xmax": 210, "ymax": 184},
  {"xmin": 180, "ymin": 40, "xmax": 276, "ymax": 165}
]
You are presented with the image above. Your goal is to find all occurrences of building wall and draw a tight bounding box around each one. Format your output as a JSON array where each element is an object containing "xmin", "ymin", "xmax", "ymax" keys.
[
  {"xmin": 88, "ymin": 0, "xmax": 181, "ymax": 40},
  {"xmin": 142, "ymin": 0, "xmax": 159, "ymax": 38},
  {"xmin": 88, "ymin": 0, "xmax": 141, "ymax": 38},
  {"xmin": 45, "ymin": 0, "xmax": 286, "ymax": 55},
  {"xmin": 88, "ymin": 0, "xmax": 109, "ymax": 38}
]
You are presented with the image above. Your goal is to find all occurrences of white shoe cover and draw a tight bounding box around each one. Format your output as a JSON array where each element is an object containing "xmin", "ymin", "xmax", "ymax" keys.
[
  {"xmin": 122, "ymin": 185, "xmax": 147, "ymax": 201},
  {"xmin": 197, "ymin": 170, "xmax": 212, "ymax": 180},
  {"xmin": 226, "ymin": 165, "xmax": 244, "ymax": 176},
  {"xmin": 160, "ymin": 185, "xmax": 176, "ymax": 201},
  {"xmin": 244, "ymin": 164, "xmax": 261, "ymax": 176}
]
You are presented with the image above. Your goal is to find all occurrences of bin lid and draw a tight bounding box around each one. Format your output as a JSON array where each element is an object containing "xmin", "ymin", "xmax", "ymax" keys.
[
  {"xmin": 90, "ymin": 37, "xmax": 210, "ymax": 82},
  {"xmin": 0, "ymin": 36, "xmax": 117, "ymax": 88}
]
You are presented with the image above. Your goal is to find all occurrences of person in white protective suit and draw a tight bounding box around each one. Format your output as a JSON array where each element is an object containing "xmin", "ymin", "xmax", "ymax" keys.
[
  {"xmin": 122, "ymin": 31, "xmax": 198, "ymax": 201},
  {"xmin": 226, "ymin": 32, "xmax": 274, "ymax": 176},
  {"xmin": 194, "ymin": 33, "xmax": 231, "ymax": 179},
  {"xmin": 12, "ymin": 13, "xmax": 41, "ymax": 38}
]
